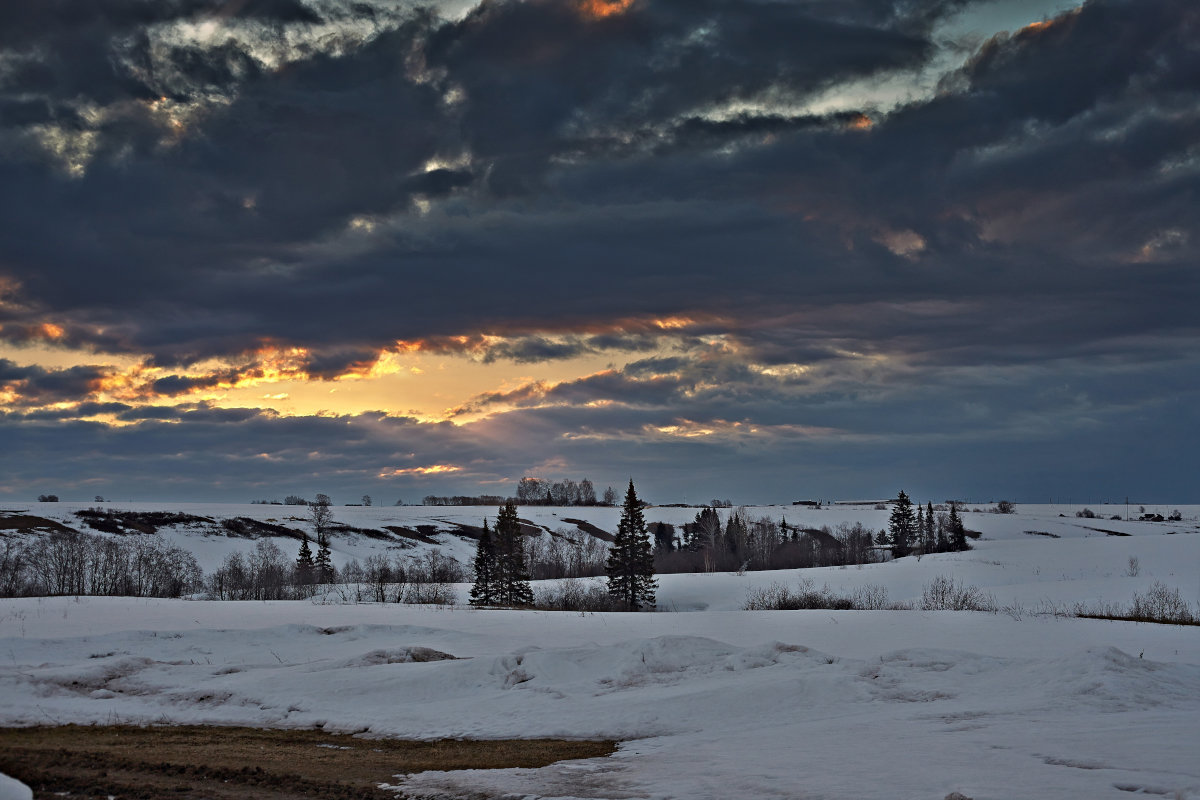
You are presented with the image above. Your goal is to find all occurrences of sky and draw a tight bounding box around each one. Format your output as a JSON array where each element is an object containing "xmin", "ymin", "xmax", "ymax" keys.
[{"xmin": 0, "ymin": 0, "xmax": 1196, "ymax": 505}]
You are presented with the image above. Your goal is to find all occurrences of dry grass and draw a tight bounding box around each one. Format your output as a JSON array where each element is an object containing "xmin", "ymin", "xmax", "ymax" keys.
[{"xmin": 0, "ymin": 724, "xmax": 617, "ymax": 799}]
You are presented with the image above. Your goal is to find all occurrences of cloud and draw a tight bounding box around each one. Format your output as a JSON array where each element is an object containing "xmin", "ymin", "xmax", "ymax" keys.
[{"xmin": 2, "ymin": 0, "xmax": 1198, "ymax": 501}]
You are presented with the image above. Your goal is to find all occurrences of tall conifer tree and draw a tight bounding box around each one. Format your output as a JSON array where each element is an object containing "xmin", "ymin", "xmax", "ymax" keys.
[
  {"xmin": 606, "ymin": 480, "xmax": 657, "ymax": 611},
  {"xmin": 925, "ymin": 501, "xmax": 936, "ymax": 552},
  {"xmin": 314, "ymin": 531, "xmax": 333, "ymax": 583},
  {"xmin": 888, "ymin": 490, "xmax": 917, "ymax": 559},
  {"xmin": 469, "ymin": 519, "xmax": 499, "ymax": 607},
  {"xmin": 916, "ymin": 505, "xmax": 925, "ymax": 555},
  {"xmin": 948, "ymin": 501, "xmax": 967, "ymax": 551},
  {"xmin": 494, "ymin": 500, "xmax": 533, "ymax": 606},
  {"xmin": 296, "ymin": 533, "xmax": 314, "ymax": 585}
]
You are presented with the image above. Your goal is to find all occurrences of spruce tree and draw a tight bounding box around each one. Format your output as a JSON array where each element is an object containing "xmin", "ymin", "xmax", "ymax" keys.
[
  {"xmin": 925, "ymin": 502, "xmax": 936, "ymax": 552},
  {"xmin": 915, "ymin": 505, "xmax": 925, "ymax": 555},
  {"xmin": 296, "ymin": 533, "xmax": 314, "ymax": 585},
  {"xmin": 314, "ymin": 531, "xmax": 333, "ymax": 583},
  {"xmin": 888, "ymin": 490, "xmax": 917, "ymax": 559},
  {"xmin": 494, "ymin": 500, "xmax": 533, "ymax": 606},
  {"xmin": 606, "ymin": 480, "xmax": 657, "ymax": 611},
  {"xmin": 948, "ymin": 502, "xmax": 967, "ymax": 551},
  {"xmin": 309, "ymin": 496, "xmax": 334, "ymax": 583},
  {"xmin": 469, "ymin": 519, "xmax": 499, "ymax": 607}
]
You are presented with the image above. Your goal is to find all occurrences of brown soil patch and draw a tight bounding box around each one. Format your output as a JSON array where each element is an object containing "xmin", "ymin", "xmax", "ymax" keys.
[
  {"xmin": 561, "ymin": 519, "xmax": 615, "ymax": 542},
  {"xmin": 0, "ymin": 514, "xmax": 76, "ymax": 533},
  {"xmin": 0, "ymin": 725, "xmax": 617, "ymax": 799}
]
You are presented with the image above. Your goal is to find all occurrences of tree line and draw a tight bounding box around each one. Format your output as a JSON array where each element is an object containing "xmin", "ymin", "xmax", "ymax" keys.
[
  {"xmin": 469, "ymin": 481, "xmax": 657, "ymax": 611},
  {"xmin": 423, "ymin": 477, "xmax": 619, "ymax": 507},
  {"xmin": 0, "ymin": 530, "xmax": 202, "ymax": 598},
  {"xmin": 2, "ymin": 488, "xmax": 966, "ymax": 605}
]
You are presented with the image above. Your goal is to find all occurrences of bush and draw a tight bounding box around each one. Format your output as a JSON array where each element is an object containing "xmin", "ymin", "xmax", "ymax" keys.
[
  {"xmin": 37, "ymin": 494, "xmax": 59, "ymax": 502},
  {"xmin": 1063, "ymin": 582, "xmax": 1198, "ymax": 626},
  {"xmin": 994, "ymin": 500, "xmax": 1016, "ymax": 514},
  {"xmin": 1075, "ymin": 508, "xmax": 1096, "ymax": 519},
  {"xmin": 1168, "ymin": 509, "xmax": 1183, "ymax": 522},
  {"xmin": 919, "ymin": 575, "xmax": 996, "ymax": 612},
  {"xmin": 532, "ymin": 579, "xmax": 624, "ymax": 612},
  {"xmin": 745, "ymin": 580, "xmax": 853, "ymax": 610},
  {"xmin": 849, "ymin": 583, "xmax": 903, "ymax": 610},
  {"xmin": 1129, "ymin": 582, "xmax": 1194, "ymax": 624}
]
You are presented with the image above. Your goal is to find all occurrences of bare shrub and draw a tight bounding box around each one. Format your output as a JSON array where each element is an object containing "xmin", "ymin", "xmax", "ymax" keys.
[
  {"xmin": 744, "ymin": 578, "xmax": 855, "ymax": 610},
  {"xmin": 1125, "ymin": 556, "xmax": 1140, "ymax": 577},
  {"xmin": 1129, "ymin": 582, "xmax": 1194, "ymax": 624},
  {"xmin": 532, "ymin": 579, "xmax": 623, "ymax": 612},
  {"xmin": 402, "ymin": 549, "xmax": 462, "ymax": 606},
  {"xmin": 850, "ymin": 583, "xmax": 898, "ymax": 610},
  {"xmin": 919, "ymin": 575, "xmax": 996, "ymax": 612},
  {"xmin": 1075, "ymin": 508, "xmax": 1096, "ymax": 519},
  {"xmin": 994, "ymin": 500, "xmax": 1016, "ymax": 514}
]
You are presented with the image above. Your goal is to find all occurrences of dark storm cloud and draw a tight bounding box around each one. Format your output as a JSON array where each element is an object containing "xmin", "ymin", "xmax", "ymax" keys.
[
  {"xmin": 0, "ymin": 0, "xmax": 975, "ymax": 365},
  {"xmin": 0, "ymin": 359, "xmax": 110, "ymax": 406},
  {"xmin": 425, "ymin": 0, "xmax": 936, "ymax": 168},
  {"xmin": 2, "ymin": 0, "xmax": 1199, "ymax": 501},
  {"xmin": 12, "ymin": 402, "xmax": 132, "ymax": 422}
]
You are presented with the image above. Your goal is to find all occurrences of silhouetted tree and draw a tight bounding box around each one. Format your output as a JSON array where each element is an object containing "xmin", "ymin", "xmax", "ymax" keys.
[
  {"xmin": 295, "ymin": 533, "xmax": 314, "ymax": 586},
  {"xmin": 494, "ymin": 500, "xmax": 533, "ymax": 606},
  {"xmin": 889, "ymin": 491, "xmax": 916, "ymax": 558},
  {"xmin": 606, "ymin": 480, "xmax": 657, "ymax": 611},
  {"xmin": 948, "ymin": 501, "xmax": 967, "ymax": 551},
  {"xmin": 310, "ymin": 496, "xmax": 334, "ymax": 582},
  {"xmin": 469, "ymin": 519, "xmax": 499, "ymax": 607},
  {"xmin": 924, "ymin": 501, "xmax": 936, "ymax": 552},
  {"xmin": 653, "ymin": 522, "xmax": 675, "ymax": 553}
]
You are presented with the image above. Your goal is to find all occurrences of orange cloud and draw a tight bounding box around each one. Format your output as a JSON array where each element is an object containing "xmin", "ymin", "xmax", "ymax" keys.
[
  {"xmin": 1017, "ymin": 8, "xmax": 1081, "ymax": 37},
  {"xmin": 378, "ymin": 464, "xmax": 462, "ymax": 477},
  {"xmin": 578, "ymin": 0, "xmax": 634, "ymax": 20},
  {"xmin": 847, "ymin": 113, "xmax": 873, "ymax": 130}
]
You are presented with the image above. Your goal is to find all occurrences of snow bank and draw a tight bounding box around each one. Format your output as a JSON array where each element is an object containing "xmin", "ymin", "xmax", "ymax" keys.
[{"xmin": 0, "ymin": 773, "xmax": 31, "ymax": 800}]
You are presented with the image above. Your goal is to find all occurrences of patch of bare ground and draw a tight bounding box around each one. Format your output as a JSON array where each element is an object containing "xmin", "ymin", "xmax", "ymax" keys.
[
  {"xmin": 0, "ymin": 725, "xmax": 617, "ymax": 799},
  {"xmin": 0, "ymin": 515, "xmax": 77, "ymax": 534}
]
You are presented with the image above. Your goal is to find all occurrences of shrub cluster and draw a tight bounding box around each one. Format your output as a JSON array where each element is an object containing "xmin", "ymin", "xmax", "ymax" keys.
[
  {"xmin": 0, "ymin": 530, "xmax": 202, "ymax": 598},
  {"xmin": 919, "ymin": 575, "xmax": 998, "ymax": 611},
  {"xmin": 531, "ymin": 579, "xmax": 625, "ymax": 612},
  {"xmin": 743, "ymin": 579, "xmax": 904, "ymax": 611}
]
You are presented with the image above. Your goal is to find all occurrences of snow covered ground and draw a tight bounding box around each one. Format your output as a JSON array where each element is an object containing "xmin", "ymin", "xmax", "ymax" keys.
[
  {"xmin": 7, "ymin": 498, "xmax": 1199, "ymax": 577},
  {"xmin": 1, "ymin": 502, "xmax": 1198, "ymax": 798}
]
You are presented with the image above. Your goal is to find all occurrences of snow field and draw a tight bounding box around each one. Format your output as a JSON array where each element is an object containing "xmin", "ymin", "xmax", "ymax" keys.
[{"xmin": 1, "ymin": 502, "xmax": 1198, "ymax": 798}]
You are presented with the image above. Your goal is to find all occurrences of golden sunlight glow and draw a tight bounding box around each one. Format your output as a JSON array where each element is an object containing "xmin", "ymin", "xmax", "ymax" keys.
[
  {"xmin": 847, "ymin": 113, "xmax": 873, "ymax": 130},
  {"xmin": 578, "ymin": 0, "xmax": 635, "ymax": 20},
  {"xmin": 652, "ymin": 315, "xmax": 697, "ymax": 330},
  {"xmin": 1018, "ymin": 8, "xmax": 1081, "ymax": 37},
  {"xmin": 3, "ymin": 314, "xmax": 732, "ymax": 425},
  {"xmin": 378, "ymin": 464, "xmax": 462, "ymax": 478},
  {"xmin": 755, "ymin": 364, "xmax": 810, "ymax": 378},
  {"xmin": 652, "ymin": 421, "xmax": 717, "ymax": 438}
]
